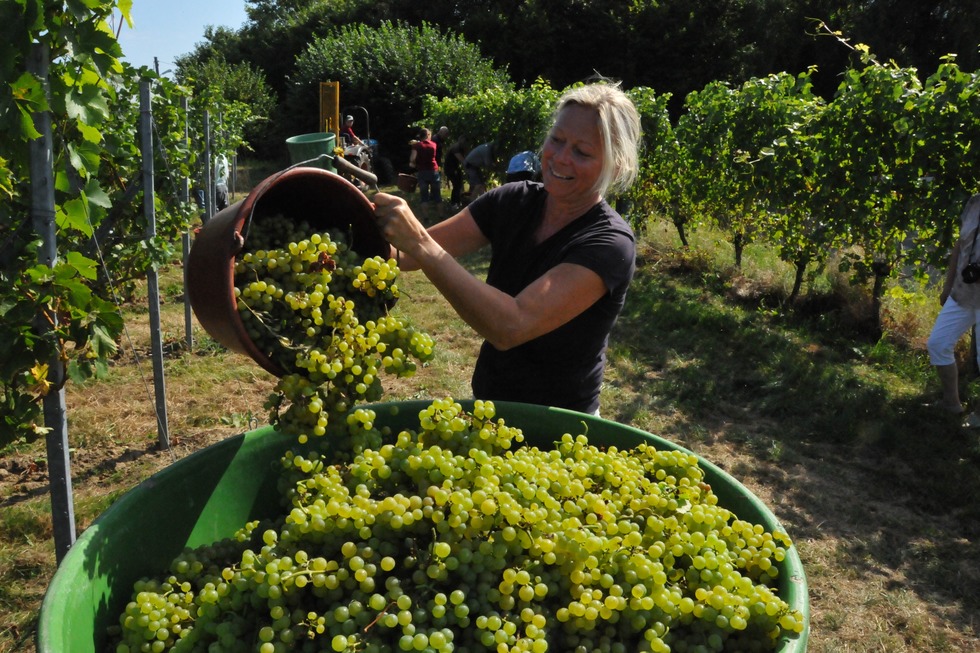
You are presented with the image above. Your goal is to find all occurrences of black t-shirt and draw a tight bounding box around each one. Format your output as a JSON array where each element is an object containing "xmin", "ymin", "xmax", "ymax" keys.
[
  {"xmin": 444, "ymin": 142, "xmax": 465, "ymax": 175},
  {"xmin": 433, "ymin": 133, "xmax": 447, "ymax": 166},
  {"xmin": 467, "ymin": 181, "xmax": 636, "ymax": 413}
]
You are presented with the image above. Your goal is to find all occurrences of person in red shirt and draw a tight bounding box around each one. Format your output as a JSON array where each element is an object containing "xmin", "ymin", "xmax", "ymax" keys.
[
  {"xmin": 409, "ymin": 127, "xmax": 441, "ymax": 206},
  {"xmin": 340, "ymin": 115, "xmax": 363, "ymax": 146}
]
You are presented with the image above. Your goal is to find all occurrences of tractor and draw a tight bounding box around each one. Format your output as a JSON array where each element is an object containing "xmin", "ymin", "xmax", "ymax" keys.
[{"xmin": 340, "ymin": 106, "xmax": 394, "ymax": 186}]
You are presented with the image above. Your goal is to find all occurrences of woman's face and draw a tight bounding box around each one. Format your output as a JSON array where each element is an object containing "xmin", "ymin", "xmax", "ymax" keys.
[{"xmin": 541, "ymin": 104, "xmax": 604, "ymax": 203}]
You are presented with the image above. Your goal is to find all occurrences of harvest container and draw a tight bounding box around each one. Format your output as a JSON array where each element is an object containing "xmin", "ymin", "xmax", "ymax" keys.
[
  {"xmin": 285, "ymin": 132, "xmax": 337, "ymax": 171},
  {"xmin": 185, "ymin": 165, "xmax": 388, "ymax": 376},
  {"xmin": 36, "ymin": 400, "xmax": 809, "ymax": 653}
]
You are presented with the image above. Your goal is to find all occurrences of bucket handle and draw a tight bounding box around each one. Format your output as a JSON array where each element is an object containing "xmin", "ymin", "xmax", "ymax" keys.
[{"xmin": 240, "ymin": 154, "xmax": 379, "ymax": 245}]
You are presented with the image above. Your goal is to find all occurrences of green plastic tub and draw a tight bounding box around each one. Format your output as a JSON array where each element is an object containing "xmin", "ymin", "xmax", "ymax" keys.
[
  {"xmin": 36, "ymin": 400, "xmax": 809, "ymax": 652},
  {"xmin": 285, "ymin": 132, "xmax": 337, "ymax": 171}
]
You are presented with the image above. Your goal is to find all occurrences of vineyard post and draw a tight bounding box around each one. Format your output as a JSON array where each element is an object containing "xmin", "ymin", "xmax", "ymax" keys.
[
  {"xmin": 139, "ymin": 79, "xmax": 171, "ymax": 448},
  {"xmin": 181, "ymin": 96, "xmax": 194, "ymax": 350},
  {"xmin": 203, "ymin": 110, "xmax": 213, "ymax": 223},
  {"xmin": 28, "ymin": 42, "xmax": 76, "ymax": 562}
]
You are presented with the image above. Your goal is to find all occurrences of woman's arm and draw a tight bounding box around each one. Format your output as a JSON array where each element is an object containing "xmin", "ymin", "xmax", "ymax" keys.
[{"xmin": 372, "ymin": 193, "xmax": 607, "ymax": 350}]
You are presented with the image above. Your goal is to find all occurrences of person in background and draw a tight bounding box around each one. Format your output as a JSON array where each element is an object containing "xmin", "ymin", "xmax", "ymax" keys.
[
  {"xmin": 444, "ymin": 135, "xmax": 468, "ymax": 209},
  {"xmin": 340, "ymin": 115, "xmax": 363, "ymax": 146},
  {"xmin": 463, "ymin": 140, "xmax": 497, "ymax": 198},
  {"xmin": 433, "ymin": 125, "xmax": 450, "ymax": 168},
  {"xmin": 463, "ymin": 141, "xmax": 497, "ymax": 199},
  {"xmin": 409, "ymin": 127, "xmax": 441, "ymax": 208},
  {"xmin": 373, "ymin": 81, "xmax": 642, "ymax": 414},
  {"xmin": 192, "ymin": 186, "xmax": 205, "ymax": 211},
  {"xmin": 927, "ymin": 192, "xmax": 980, "ymax": 427},
  {"xmin": 505, "ymin": 150, "xmax": 541, "ymax": 183},
  {"xmin": 214, "ymin": 153, "xmax": 230, "ymax": 211}
]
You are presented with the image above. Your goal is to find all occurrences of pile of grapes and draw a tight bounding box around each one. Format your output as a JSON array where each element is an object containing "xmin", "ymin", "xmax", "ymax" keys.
[{"xmin": 108, "ymin": 219, "xmax": 805, "ymax": 652}]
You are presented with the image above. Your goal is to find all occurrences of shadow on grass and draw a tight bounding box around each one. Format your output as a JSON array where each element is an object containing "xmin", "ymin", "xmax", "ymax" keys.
[{"xmin": 607, "ymin": 247, "xmax": 980, "ymax": 628}]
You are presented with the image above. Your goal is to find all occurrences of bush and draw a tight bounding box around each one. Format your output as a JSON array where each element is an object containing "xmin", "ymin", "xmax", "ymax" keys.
[{"xmin": 287, "ymin": 21, "xmax": 511, "ymax": 166}]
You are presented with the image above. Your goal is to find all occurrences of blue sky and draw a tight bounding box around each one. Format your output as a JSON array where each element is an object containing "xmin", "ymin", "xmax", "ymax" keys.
[{"xmin": 115, "ymin": 1, "xmax": 250, "ymax": 73}]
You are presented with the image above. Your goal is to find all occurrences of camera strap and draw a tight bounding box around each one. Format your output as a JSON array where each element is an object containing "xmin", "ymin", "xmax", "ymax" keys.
[{"xmin": 965, "ymin": 202, "xmax": 980, "ymax": 265}]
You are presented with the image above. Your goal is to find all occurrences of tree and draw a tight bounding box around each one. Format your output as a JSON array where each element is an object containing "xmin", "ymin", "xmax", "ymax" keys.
[
  {"xmin": 175, "ymin": 55, "xmax": 277, "ymax": 155},
  {"xmin": 846, "ymin": 1, "xmax": 980, "ymax": 76},
  {"xmin": 419, "ymin": 79, "xmax": 559, "ymax": 186},
  {"xmin": 1, "ymin": 1, "xmax": 135, "ymax": 443},
  {"xmin": 287, "ymin": 21, "xmax": 511, "ymax": 165}
]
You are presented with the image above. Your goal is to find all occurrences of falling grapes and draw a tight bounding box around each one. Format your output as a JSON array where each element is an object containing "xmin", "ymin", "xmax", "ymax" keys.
[
  {"xmin": 232, "ymin": 214, "xmax": 434, "ymax": 444},
  {"xmin": 107, "ymin": 217, "xmax": 804, "ymax": 652}
]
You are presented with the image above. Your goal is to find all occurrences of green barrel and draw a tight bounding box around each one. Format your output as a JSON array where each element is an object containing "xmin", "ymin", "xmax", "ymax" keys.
[
  {"xmin": 36, "ymin": 400, "xmax": 809, "ymax": 653},
  {"xmin": 285, "ymin": 132, "xmax": 337, "ymax": 171}
]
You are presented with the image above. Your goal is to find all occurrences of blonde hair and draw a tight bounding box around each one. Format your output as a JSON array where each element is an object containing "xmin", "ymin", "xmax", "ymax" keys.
[{"xmin": 551, "ymin": 81, "xmax": 642, "ymax": 198}]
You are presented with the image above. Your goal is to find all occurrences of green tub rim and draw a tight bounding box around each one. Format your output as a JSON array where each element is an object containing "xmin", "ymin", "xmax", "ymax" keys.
[{"xmin": 37, "ymin": 399, "xmax": 809, "ymax": 652}]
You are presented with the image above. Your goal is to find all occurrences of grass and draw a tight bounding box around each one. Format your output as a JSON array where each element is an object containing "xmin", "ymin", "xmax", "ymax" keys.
[{"xmin": 2, "ymin": 180, "xmax": 980, "ymax": 652}]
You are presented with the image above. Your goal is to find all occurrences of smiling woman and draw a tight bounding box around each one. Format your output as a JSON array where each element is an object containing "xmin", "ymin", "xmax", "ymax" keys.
[{"xmin": 371, "ymin": 80, "xmax": 643, "ymax": 415}]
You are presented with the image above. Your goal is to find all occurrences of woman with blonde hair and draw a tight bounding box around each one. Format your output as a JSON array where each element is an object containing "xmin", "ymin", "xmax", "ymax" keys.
[{"xmin": 373, "ymin": 80, "xmax": 642, "ymax": 414}]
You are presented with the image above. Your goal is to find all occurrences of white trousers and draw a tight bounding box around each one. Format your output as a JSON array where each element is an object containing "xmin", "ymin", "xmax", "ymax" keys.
[{"xmin": 927, "ymin": 296, "xmax": 980, "ymax": 367}]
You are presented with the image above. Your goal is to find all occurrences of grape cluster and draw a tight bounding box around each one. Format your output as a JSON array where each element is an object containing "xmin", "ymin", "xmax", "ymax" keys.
[
  {"xmin": 109, "ymin": 399, "xmax": 805, "ymax": 653},
  {"xmin": 232, "ymin": 215, "xmax": 434, "ymax": 444}
]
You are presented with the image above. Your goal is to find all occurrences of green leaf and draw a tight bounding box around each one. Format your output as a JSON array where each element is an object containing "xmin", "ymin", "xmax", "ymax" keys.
[
  {"xmin": 64, "ymin": 250, "xmax": 99, "ymax": 280},
  {"xmin": 62, "ymin": 277, "xmax": 94, "ymax": 309},
  {"xmin": 77, "ymin": 120, "xmax": 102, "ymax": 144},
  {"xmin": 89, "ymin": 323, "xmax": 118, "ymax": 358},
  {"xmin": 56, "ymin": 197, "xmax": 94, "ymax": 236},
  {"xmin": 17, "ymin": 104, "xmax": 42, "ymax": 139},
  {"xmin": 83, "ymin": 177, "xmax": 111, "ymax": 209}
]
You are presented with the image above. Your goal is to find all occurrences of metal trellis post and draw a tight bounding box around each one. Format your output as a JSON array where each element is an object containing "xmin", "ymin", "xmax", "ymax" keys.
[
  {"xmin": 203, "ymin": 110, "xmax": 213, "ymax": 223},
  {"xmin": 140, "ymin": 79, "xmax": 170, "ymax": 448},
  {"xmin": 181, "ymin": 96, "xmax": 194, "ymax": 350},
  {"xmin": 28, "ymin": 42, "xmax": 76, "ymax": 563}
]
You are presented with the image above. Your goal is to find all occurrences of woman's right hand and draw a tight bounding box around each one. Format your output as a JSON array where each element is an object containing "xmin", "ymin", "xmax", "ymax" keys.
[{"xmin": 372, "ymin": 193, "xmax": 428, "ymax": 259}]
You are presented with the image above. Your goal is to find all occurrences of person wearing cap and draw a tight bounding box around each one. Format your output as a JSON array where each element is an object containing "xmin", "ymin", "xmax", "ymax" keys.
[
  {"xmin": 340, "ymin": 115, "xmax": 363, "ymax": 146},
  {"xmin": 505, "ymin": 150, "xmax": 541, "ymax": 183}
]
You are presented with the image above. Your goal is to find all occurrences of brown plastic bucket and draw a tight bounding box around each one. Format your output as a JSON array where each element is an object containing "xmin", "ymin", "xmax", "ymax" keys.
[
  {"xmin": 186, "ymin": 166, "xmax": 389, "ymax": 377},
  {"xmin": 396, "ymin": 173, "xmax": 418, "ymax": 193}
]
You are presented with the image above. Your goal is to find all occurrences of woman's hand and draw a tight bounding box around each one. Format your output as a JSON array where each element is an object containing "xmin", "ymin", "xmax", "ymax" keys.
[{"xmin": 372, "ymin": 193, "xmax": 429, "ymax": 259}]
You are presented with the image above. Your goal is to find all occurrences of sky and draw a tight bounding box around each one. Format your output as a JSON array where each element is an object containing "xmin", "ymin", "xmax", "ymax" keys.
[{"xmin": 115, "ymin": 0, "xmax": 250, "ymax": 74}]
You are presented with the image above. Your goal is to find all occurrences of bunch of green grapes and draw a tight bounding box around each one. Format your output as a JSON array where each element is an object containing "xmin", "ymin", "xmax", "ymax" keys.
[
  {"xmin": 109, "ymin": 399, "xmax": 805, "ymax": 653},
  {"xmin": 232, "ymin": 215, "xmax": 434, "ymax": 444}
]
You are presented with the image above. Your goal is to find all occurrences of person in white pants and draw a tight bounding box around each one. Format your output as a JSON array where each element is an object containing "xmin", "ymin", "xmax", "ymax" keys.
[{"xmin": 927, "ymin": 192, "xmax": 980, "ymax": 425}]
